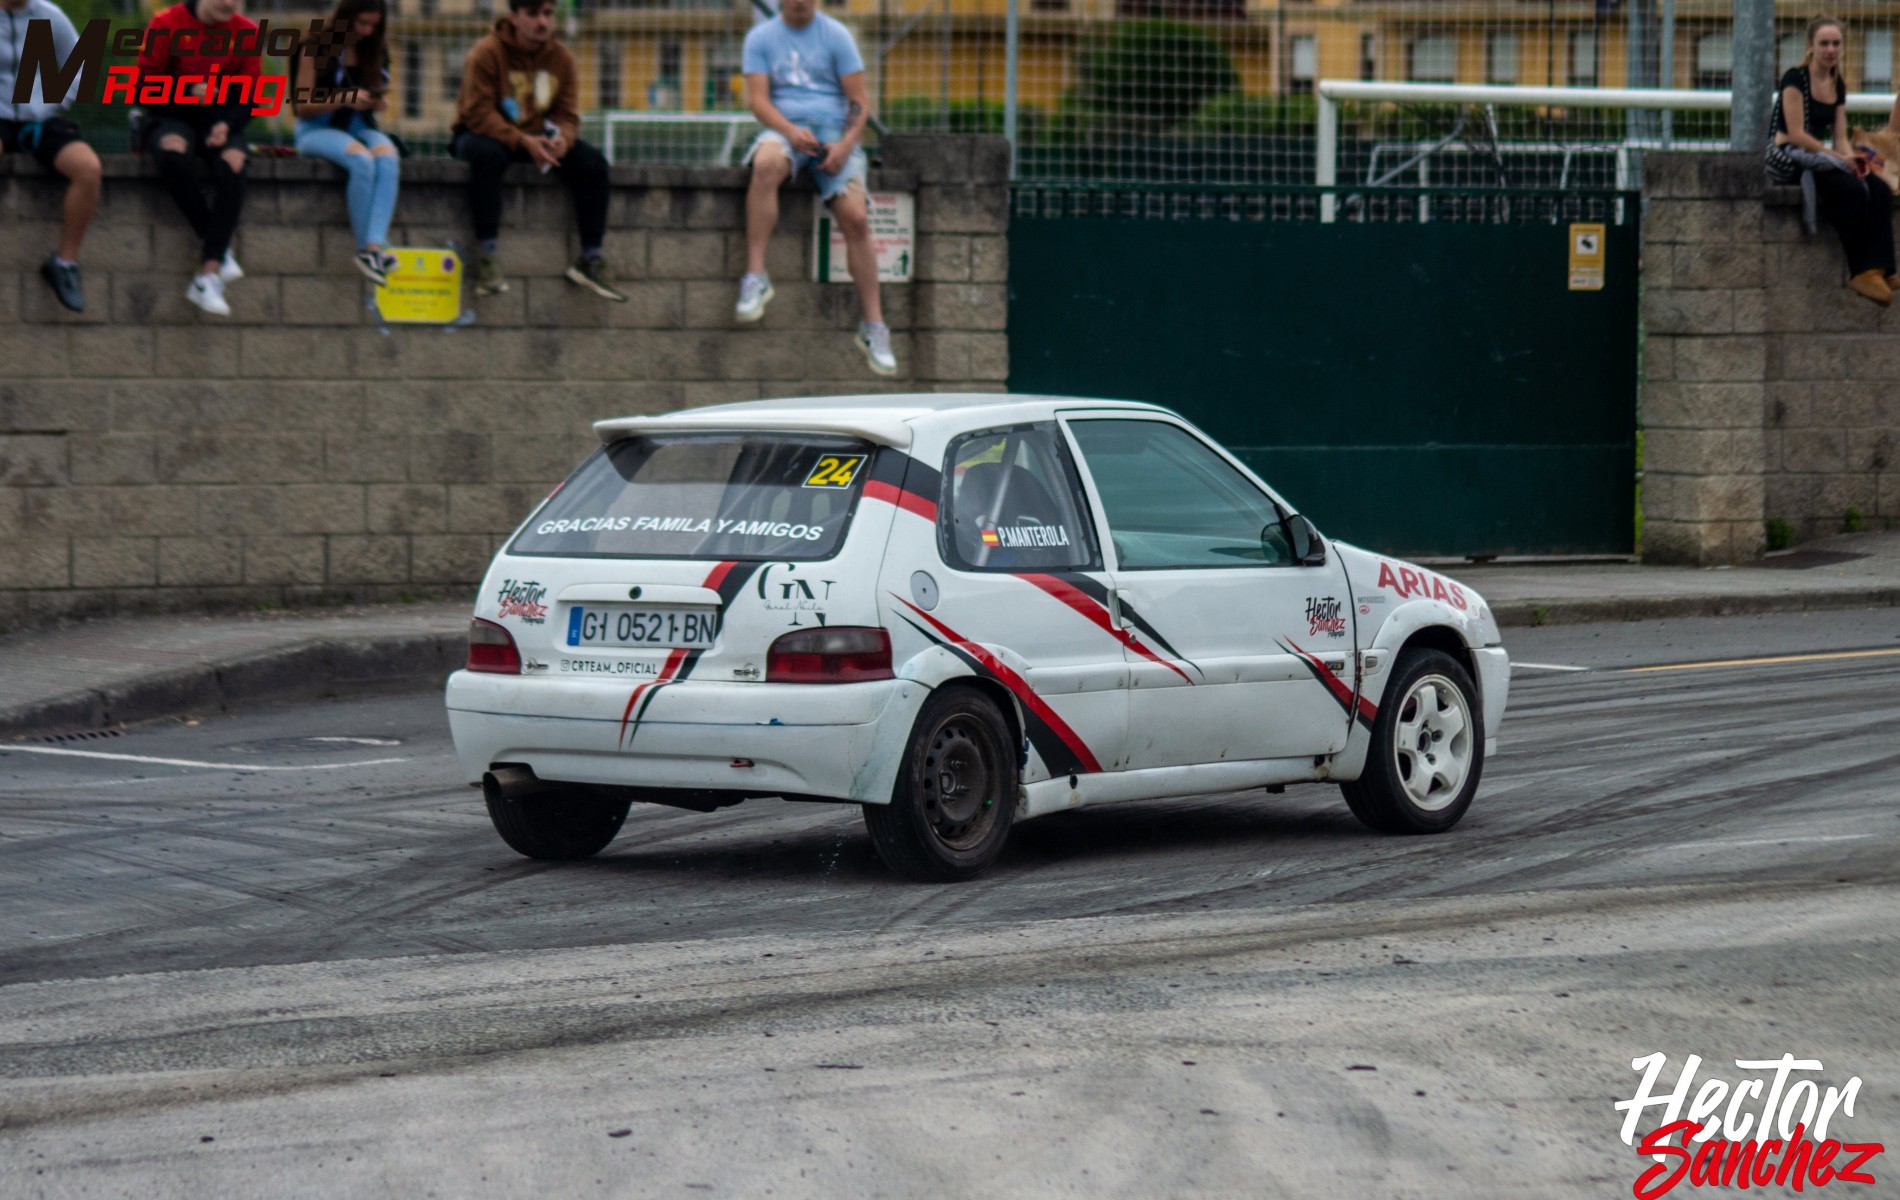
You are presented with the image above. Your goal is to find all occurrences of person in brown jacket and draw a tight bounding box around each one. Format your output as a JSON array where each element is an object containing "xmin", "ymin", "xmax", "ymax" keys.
[{"xmin": 451, "ymin": 0, "xmax": 624, "ymax": 300}]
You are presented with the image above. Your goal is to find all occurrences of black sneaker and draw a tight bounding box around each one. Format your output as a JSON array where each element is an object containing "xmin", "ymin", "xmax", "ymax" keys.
[
  {"xmin": 40, "ymin": 255, "xmax": 84, "ymax": 313},
  {"xmin": 474, "ymin": 253, "xmax": 508, "ymax": 296},
  {"xmin": 565, "ymin": 257, "xmax": 628, "ymax": 302},
  {"xmin": 353, "ymin": 249, "xmax": 389, "ymax": 287}
]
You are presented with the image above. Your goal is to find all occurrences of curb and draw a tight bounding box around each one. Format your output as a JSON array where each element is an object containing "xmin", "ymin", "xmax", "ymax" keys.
[
  {"xmin": 1490, "ymin": 586, "xmax": 1900, "ymax": 628},
  {"xmin": 0, "ymin": 632, "xmax": 465, "ymax": 740}
]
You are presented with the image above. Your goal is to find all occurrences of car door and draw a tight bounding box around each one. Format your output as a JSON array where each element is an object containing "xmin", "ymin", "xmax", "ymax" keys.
[
  {"xmin": 1061, "ymin": 414, "xmax": 1357, "ymax": 770},
  {"xmin": 916, "ymin": 421, "xmax": 1130, "ymax": 780}
]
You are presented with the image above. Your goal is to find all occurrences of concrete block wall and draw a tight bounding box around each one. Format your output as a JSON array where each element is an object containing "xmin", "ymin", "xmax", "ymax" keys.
[
  {"xmin": 1642, "ymin": 151, "xmax": 1900, "ymax": 564},
  {"xmin": 0, "ymin": 135, "xmax": 1009, "ymax": 627}
]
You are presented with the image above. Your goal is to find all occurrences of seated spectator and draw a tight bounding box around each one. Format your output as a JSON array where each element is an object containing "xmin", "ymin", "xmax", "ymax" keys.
[
  {"xmin": 735, "ymin": 0, "xmax": 896, "ymax": 376},
  {"xmin": 0, "ymin": 0, "xmax": 104, "ymax": 312},
  {"xmin": 293, "ymin": 0, "xmax": 400, "ymax": 286},
  {"xmin": 1766, "ymin": 15, "xmax": 1896, "ymax": 304},
  {"xmin": 138, "ymin": 0, "xmax": 260, "ymax": 317},
  {"xmin": 450, "ymin": 0, "xmax": 625, "ymax": 302}
]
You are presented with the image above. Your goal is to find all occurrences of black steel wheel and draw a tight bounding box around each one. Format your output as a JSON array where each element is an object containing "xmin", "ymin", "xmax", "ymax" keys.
[{"xmin": 864, "ymin": 686, "xmax": 1017, "ymax": 881}]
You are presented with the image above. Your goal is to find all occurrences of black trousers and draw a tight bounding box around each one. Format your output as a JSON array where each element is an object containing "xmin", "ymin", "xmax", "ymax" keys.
[
  {"xmin": 148, "ymin": 118, "xmax": 247, "ymax": 265},
  {"xmin": 1815, "ymin": 170, "xmax": 1896, "ymax": 277},
  {"xmin": 453, "ymin": 132, "xmax": 609, "ymax": 251}
]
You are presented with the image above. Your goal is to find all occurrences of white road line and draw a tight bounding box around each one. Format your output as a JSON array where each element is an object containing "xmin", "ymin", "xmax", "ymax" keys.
[
  {"xmin": 0, "ymin": 746, "xmax": 408, "ymax": 772},
  {"xmin": 1511, "ymin": 662, "xmax": 1592, "ymax": 672}
]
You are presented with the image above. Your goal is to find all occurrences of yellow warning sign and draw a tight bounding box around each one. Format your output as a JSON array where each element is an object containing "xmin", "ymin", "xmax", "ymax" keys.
[
  {"xmin": 376, "ymin": 248, "xmax": 464, "ymax": 323},
  {"xmin": 1568, "ymin": 223, "xmax": 1606, "ymax": 292}
]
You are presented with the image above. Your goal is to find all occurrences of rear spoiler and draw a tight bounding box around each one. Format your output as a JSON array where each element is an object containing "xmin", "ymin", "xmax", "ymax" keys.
[{"xmin": 593, "ymin": 413, "xmax": 915, "ymax": 448}]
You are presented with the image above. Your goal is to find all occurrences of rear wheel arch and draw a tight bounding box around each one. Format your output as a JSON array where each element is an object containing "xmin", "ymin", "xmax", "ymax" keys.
[{"xmin": 937, "ymin": 677, "xmax": 1026, "ymax": 768}]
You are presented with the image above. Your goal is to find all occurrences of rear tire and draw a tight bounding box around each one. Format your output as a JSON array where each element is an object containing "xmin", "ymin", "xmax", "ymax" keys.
[
  {"xmin": 484, "ymin": 779, "xmax": 631, "ymax": 860},
  {"xmin": 864, "ymin": 686, "xmax": 1017, "ymax": 882},
  {"xmin": 1341, "ymin": 648, "xmax": 1483, "ymax": 834}
]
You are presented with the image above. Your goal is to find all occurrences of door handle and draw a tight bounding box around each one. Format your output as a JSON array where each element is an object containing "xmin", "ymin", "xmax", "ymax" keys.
[{"xmin": 1106, "ymin": 587, "xmax": 1128, "ymax": 630}]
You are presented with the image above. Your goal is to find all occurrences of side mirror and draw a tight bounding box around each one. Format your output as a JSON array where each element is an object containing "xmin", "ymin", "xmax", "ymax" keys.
[{"xmin": 1283, "ymin": 513, "xmax": 1327, "ymax": 566}]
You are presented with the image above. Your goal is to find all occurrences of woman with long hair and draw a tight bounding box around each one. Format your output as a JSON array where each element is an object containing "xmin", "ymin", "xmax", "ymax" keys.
[
  {"xmin": 293, "ymin": 0, "xmax": 401, "ymax": 285},
  {"xmin": 1767, "ymin": 15, "xmax": 1896, "ymax": 304}
]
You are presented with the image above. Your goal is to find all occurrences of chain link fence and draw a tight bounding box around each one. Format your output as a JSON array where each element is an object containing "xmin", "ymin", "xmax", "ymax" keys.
[{"xmin": 59, "ymin": 0, "xmax": 1900, "ymax": 182}]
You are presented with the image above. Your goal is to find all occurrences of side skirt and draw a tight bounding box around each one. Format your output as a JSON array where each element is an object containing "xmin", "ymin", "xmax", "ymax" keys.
[{"xmin": 1019, "ymin": 756, "xmax": 1335, "ymax": 820}]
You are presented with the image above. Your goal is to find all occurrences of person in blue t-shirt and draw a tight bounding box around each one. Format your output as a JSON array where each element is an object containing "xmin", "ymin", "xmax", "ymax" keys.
[{"xmin": 735, "ymin": 0, "xmax": 896, "ymax": 376}]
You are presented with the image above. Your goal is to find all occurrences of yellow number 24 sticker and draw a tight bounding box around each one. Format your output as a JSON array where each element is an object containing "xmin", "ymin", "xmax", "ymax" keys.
[{"xmin": 803, "ymin": 454, "xmax": 867, "ymax": 489}]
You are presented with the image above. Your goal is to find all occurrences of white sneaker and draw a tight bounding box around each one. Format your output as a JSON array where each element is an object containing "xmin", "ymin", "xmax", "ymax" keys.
[
  {"xmin": 734, "ymin": 272, "xmax": 773, "ymax": 323},
  {"xmin": 218, "ymin": 251, "xmax": 244, "ymax": 284},
  {"xmin": 185, "ymin": 272, "xmax": 230, "ymax": 317},
  {"xmin": 857, "ymin": 321, "xmax": 897, "ymax": 377}
]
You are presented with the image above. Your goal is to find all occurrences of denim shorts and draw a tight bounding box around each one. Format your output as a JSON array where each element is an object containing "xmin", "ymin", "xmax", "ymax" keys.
[{"xmin": 746, "ymin": 122, "xmax": 867, "ymax": 201}]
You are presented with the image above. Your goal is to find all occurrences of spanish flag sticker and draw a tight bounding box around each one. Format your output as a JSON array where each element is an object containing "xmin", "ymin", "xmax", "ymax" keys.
[{"xmin": 980, "ymin": 529, "xmax": 1000, "ymax": 546}]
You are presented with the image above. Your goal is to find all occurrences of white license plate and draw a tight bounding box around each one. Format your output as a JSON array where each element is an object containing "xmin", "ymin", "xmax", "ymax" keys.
[{"xmin": 564, "ymin": 605, "xmax": 718, "ymax": 649}]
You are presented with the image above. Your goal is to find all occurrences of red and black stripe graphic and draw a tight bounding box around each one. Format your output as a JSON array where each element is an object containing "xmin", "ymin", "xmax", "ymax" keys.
[
  {"xmin": 862, "ymin": 450, "xmax": 940, "ymax": 522},
  {"xmin": 616, "ymin": 560, "xmax": 761, "ymax": 749},
  {"xmin": 890, "ymin": 594, "xmax": 1102, "ymax": 776},
  {"xmin": 1023, "ymin": 571, "xmax": 1202, "ymax": 683},
  {"xmin": 1282, "ymin": 638, "xmax": 1377, "ymax": 731}
]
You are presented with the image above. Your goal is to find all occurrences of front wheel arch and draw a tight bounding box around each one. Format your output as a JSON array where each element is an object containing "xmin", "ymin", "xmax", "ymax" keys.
[{"xmin": 1394, "ymin": 623, "xmax": 1475, "ymax": 683}]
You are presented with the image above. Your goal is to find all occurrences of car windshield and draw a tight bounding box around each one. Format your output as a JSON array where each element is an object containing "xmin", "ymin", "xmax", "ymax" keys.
[{"xmin": 509, "ymin": 433, "xmax": 872, "ymax": 561}]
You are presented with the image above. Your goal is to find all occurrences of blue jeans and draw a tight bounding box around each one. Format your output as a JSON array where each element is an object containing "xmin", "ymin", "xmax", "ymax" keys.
[
  {"xmin": 746, "ymin": 121, "xmax": 867, "ymax": 201},
  {"xmin": 295, "ymin": 114, "xmax": 399, "ymax": 250}
]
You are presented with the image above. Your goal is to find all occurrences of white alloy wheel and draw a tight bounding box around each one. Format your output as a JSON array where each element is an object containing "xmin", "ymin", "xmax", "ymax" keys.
[
  {"xmin": 1391, "ymin": 674, "xmax": 1474, "ymax": 812},
  {"xmin": 1340, "ymin": 646, "xmax": 1484, "ymax": 834}
]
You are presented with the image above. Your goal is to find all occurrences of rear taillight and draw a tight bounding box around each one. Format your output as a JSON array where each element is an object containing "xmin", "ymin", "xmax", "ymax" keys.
[
  {"xmin": 467, "ymin": 617, "xmax": 522, "ymax": 674},
  {"xmin": 766, "ymin": 627, "xmax": 893, "ymax": 683}
]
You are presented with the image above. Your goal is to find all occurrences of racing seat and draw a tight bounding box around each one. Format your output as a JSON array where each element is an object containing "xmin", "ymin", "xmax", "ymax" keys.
[{"xmin": 953, "ymin": 462, "xmax": 1073, "ymax": 567}]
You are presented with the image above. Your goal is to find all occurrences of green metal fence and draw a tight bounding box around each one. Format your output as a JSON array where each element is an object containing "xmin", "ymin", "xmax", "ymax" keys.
[{"xmin": 1007, "ymin": 185, "xmax": 1639, "ymax": 558}]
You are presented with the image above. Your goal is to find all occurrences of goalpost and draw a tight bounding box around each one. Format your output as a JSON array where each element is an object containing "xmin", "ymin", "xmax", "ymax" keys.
[{"xmin": 1313, "ymin": 80, "xmax": 1896, "ymax": 223}]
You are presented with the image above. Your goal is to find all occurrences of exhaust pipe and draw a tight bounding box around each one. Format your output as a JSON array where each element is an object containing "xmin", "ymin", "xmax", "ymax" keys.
[{"xmin": 482, "ymin": 765, "xmax": 566, "ymax": 806}]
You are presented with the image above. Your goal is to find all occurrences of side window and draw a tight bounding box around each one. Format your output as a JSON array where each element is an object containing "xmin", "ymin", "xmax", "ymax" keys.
[
  {"xmin": 941, "ymin": 425, "xmax": 1098, "ymax": 572},
  {"xmin": 1067, "ymin": 419, "xmax": 1291, "ymax": 570}
]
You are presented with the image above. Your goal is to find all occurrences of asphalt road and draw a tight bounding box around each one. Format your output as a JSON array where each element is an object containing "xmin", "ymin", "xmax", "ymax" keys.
[{"xmin": 2, "ymin": 609, "xmax": 1897, "ymax": 1198}]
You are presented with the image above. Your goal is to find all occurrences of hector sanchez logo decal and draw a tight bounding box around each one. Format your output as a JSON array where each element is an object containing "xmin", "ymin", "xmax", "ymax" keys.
[
  {"xmin": 1616, "ymin": 1053, "xmax": 1885, "ymax": 1198},
  {"xmin": 495, "ymin": 579, "xmax": 549, "ymax": 624}
]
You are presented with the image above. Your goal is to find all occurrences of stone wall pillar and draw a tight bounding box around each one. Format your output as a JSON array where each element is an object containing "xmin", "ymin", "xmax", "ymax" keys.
[
  {"xmin": 1641, "ymin": 149, "xmax": 1900, "ymax": 564},
  {"xmin": 1640, "ymin": 153, "xmax": 1770, "ymax": 565}
]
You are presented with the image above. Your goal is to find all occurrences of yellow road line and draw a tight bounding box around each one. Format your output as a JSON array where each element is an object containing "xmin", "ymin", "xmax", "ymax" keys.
[{"xmin": 1624, "ymin": 648, "xmax": 1900, "ymax": 673}]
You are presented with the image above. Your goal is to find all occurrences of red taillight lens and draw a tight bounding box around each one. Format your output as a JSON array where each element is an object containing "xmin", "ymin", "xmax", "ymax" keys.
[
  {"xmin": 766, "ymin": 627, "xmax": 893, "ymax": 683},
  {"xmin": 467, "ymin": 617, "xmax": 522, "ymax": 674}
]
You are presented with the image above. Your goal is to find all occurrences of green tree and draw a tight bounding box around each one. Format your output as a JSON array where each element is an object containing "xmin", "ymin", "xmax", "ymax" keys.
[{"xmin": 1077, "ymin": 20, "xmax": 1238, "ymax": 132}]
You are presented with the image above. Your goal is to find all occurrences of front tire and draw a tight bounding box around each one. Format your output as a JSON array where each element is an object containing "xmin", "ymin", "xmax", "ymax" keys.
[
  {"xmin": 1341, "ymin": 648, "xmax": 1483, "ymax": 834},
  {"xmin": 484, "ymin": 777, "xmax": 631, "ymax": 860},
  {"xmin": 864, "ymin": 686, "xmax": 1018, "ymax": 882}
]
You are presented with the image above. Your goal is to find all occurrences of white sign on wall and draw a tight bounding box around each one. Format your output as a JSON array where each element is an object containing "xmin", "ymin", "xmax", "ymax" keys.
[{"xmin": 812, "ymin": 192, "xmax": 915, "ymax": 284}]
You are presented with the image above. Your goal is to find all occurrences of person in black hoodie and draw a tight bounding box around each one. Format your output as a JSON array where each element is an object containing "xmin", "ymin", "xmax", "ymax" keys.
[{"xmin": 138, "ymin": 0, "xmax": 263, "ymax": 316}]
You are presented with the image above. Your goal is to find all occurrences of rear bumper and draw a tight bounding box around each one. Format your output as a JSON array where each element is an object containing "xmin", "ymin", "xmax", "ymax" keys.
[{"xmin": 444, "ymin": 671, "xmax": 927, "ymax": 804}]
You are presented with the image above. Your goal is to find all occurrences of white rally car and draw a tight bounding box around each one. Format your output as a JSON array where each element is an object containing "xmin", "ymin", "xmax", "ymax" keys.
[{"xmin": 446, "ymin": 395, "xmax": 1509, "ymax": 881}]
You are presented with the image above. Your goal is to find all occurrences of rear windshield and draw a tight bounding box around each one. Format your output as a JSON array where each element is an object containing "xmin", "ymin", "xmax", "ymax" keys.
[{"xmin": 509, "ymin": 434, "xmax": 872, "ymax": 561}]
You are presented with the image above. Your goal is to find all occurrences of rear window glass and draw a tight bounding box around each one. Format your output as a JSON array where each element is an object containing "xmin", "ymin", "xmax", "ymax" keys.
[{"xmin": 509, "ymin": 434, "xmax": 872, "ymax": 561}]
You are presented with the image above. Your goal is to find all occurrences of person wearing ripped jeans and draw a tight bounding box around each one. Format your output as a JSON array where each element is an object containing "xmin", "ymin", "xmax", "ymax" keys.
[
  {"xmin": 1, "ymin": 0, "xmax": 104, "ymax": 312},
  {"xmin": 292, "ymin": 0, "xmax": 401, "ymax": 286}
]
